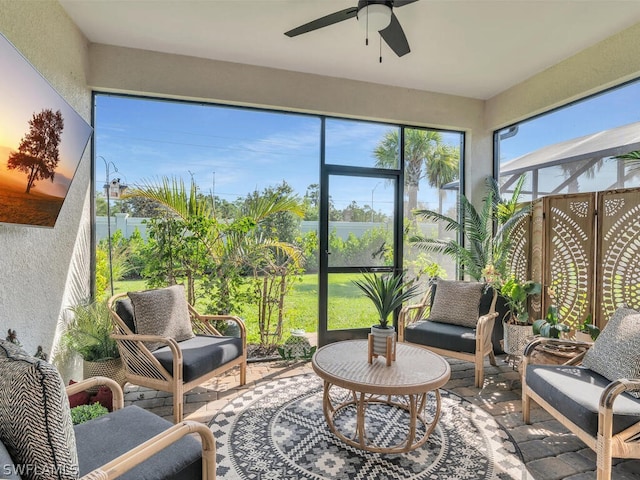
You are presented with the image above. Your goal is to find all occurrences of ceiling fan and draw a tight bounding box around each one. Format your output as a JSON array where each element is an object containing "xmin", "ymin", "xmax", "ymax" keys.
[{"xmin": 284, "ymin": 0, "xmax": 419, "ymax": 58}]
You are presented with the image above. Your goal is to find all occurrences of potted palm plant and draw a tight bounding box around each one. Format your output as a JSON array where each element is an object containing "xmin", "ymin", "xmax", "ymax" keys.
[
  {"xmin": 62, "ymin": 299, "xmax": 125, "ymax": 386},
  {"xmin": 353, "ymin": 271, "xmax": 419, "ymax": 362}
]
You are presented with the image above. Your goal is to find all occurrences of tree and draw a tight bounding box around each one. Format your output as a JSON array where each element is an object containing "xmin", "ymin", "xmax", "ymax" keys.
[
  {"xmin": 614, "ymin": 150, "xmax": 640, "ymax": 174},
  {"xmin": 128, "ymin": 176, "xmax": 303, "ymax": 314},
  {"xmin": 120, "ymin": 195, "xmax": 167, "ymax": 217},
  {"xmin": 425, "ymin": 143, "xmax": 460, "ymax": 235},
  {"xmin": 242, "ymin": 181, "xmax": 301, "ymax": 244},
  {"xmin": 8, "ymin": 109, "xmax": 64, "ymax": 194},
  {"xmin": 373, "ymin": 128, "xmax": 459, "ymax": 218}
]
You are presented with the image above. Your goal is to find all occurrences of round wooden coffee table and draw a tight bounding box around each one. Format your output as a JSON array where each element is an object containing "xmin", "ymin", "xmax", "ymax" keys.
[{"xmin": 312, "ymin": 340, "xmax": 451, "ymax": 453}]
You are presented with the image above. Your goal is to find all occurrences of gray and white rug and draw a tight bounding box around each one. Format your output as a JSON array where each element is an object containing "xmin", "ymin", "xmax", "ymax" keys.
[{"xmin": 210, "ymin": 374, "xmax": 531, "ymax": 479}]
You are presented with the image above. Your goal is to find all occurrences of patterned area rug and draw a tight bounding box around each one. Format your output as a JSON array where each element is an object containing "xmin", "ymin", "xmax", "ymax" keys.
[{"xmin": 210, "ymin": 374, "xmax": 532, "ymax": 479}]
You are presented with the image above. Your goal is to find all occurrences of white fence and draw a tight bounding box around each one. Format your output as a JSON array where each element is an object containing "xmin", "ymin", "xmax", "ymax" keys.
[{"xmin": 95, "ymin": 215, "xmax": 436, "ymax": 243}]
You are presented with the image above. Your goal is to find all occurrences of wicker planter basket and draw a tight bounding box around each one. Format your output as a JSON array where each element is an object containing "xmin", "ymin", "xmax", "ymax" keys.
[{"xmin": 83, "ymin": 357, "xmax": 126, "ymax": 390}]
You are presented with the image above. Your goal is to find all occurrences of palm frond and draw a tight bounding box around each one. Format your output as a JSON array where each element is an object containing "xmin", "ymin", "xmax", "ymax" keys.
[
  {"xmin": 412, "ymin": 209, "xmax": 461, "ymax": 232},
  {"xmin": 126, "ymin": 176, "xmax": 212, "ymax": 221}
]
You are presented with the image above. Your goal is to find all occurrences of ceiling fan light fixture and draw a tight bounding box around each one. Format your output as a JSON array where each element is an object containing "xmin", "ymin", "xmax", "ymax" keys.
[{"xmin": 357, "ymin": 3, "xmax": 392, "ymax": 32}]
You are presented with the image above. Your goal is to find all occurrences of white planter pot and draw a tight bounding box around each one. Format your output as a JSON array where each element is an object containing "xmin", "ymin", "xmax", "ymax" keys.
[
  {"xmin": 502, "ymin": 321, "xmax": 533, "ymax": 356},
  {"xmin": 370, "ymin": 325, "xmax": 396, "ymax": 359}
]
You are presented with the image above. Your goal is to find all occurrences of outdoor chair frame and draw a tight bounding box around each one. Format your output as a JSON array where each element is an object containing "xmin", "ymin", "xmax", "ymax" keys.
[
  {"xmin": 522, "ymin": 337, "xmax": 640, "ymax": 480},
  {"xmin": 398, "ymin": 281, "xmax": 500, "ymax": 388},
  {"xmin": 108, "ymin": 292, "xmax": 247, "ymax": 424},
  {"xmin": 68, "ymin": 376, "xmax": 216, "ymax": 480}
]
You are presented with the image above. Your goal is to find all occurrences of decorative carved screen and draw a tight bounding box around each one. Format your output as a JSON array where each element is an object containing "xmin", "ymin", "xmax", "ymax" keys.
[
  {"xmin": 596, "ymin": 188, "xmax": 640, "ymax": 326},
  {"xmin": 509, "ymin": 187, "xmax": 639, "ymax": 329},
  {"xmin": 528, "ymin": 199, "xmax": 545, "ymax": 320},
  {"xmin": 544, "ymin": 193, "xmax": 596, "ymax": 330}
]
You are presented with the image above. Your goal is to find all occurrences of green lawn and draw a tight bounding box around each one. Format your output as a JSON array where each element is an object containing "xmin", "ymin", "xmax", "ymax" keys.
[{"xmin": 113, "ymin": 273, "xmax": 380, "ymax": 343}]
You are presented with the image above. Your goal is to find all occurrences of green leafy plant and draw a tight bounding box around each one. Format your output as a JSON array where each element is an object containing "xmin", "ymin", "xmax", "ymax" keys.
[
  {"xmin": 532, "ymin": 305, "xmax": 570, "ymax": 338},
  {"xmin": 62, "ymin": 300, "xmax": 119, "ymax": 362},
  {"xmin": 70, "ymin": 402, "xmax": 109, "ymax": 425},
  {"xmin": 352, "ymin": 272, "xmax": 419, "ymax": 328},
  {"xmin": 578, "ymin": 314, "xmax": 601, "ymax": 340},
  {"xmin": 277, "ymin": 345, "xmax": 317, "ymax": 361},
  {"xmin": 410, "ymin": 175, "xmax": 530, "ymax": 281},
  {"xmin": 499, "ymin": 276, "xmax": 541, "ymax": 324}
]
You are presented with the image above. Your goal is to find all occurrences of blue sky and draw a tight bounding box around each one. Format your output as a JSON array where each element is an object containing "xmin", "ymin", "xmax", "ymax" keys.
[
  {"xmin": 95, "ymin": 78, "xmax": 640, "ymax": 213},
  {"xmin": 95, "ymin": 95, "xmax": 462, "ymax": 215},
  {"xmin": 499, "ymin": 79, "xmax": 640, "ymax": 162}
]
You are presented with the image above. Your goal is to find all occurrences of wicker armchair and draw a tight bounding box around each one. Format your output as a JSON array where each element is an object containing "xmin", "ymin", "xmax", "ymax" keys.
[
  {"xmin": 0, "ymin": 337, "xmax": 215, "ymax": 480},
  {"xmin": 69, "ymin": 377, "xmax": 216, "ymax": 479},
  {"xmin": 398, "ymin": 279, "xmax": 504, "ymax": 388},
  {"xmin": 522, "ymin": 337, "xmax": 640, "ymax": 480},
  {"xmin": 108, "ymin": 291, "xmax": 247, "ymax": 424}
]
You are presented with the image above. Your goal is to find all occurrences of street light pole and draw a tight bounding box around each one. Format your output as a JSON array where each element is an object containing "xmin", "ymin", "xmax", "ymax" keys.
[
  {"xmin": 371, "ymin": 181, "xmax": 382, "ymax": 222},
  {"xmin": 100, "ymin": 156, "xmax": 118, "ymax": 298}
]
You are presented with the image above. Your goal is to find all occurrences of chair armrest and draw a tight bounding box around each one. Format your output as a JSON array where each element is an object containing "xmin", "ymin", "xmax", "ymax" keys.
[
  {"xmin": 476, "ymin": 312, "xmax": 498, "ymax": 352},
  {"xmin": 66, "ymin": 376, "xmax": 124, "ymax": 411},
  {"xmin": 601, "ymin": 378, "xmax": 640, "ymax": 409},
  {"xmin": 398, "ymin": 304, "xmax": 428, "ymax": 342},
  {"xmin": 111, "ymin": 334, "xmax": 182, "ymax": 379},
  {"xmin": 192, "ymin": 313, "xmax": 247, "ymax": 338},
  {"xmin": 523, "ymin": 337, "xmax": 592, "ymax": 356},
  {"xmin": 597, "ymin": 378, "xmax": 640, "ymax": 448},
  {"xmin": 522, "ymin": 337, "xmax": 592, "ymax": 372},
  {"xmin": 79, "ymin": 420, "xmax": 215, "ymax": 480}
]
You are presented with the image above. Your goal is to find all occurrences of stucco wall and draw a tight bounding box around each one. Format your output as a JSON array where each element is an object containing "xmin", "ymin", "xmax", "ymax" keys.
[
  {"xmin": 0, "ymin": 1, "xmax": 92, "ymax": 380},
  {"xmin": 87, "ymin": 43, "xmax": 493, "ymax": 200},
  {"xmin": 485, "ymin": 22, "xmax": 640, "ymax": 130}
]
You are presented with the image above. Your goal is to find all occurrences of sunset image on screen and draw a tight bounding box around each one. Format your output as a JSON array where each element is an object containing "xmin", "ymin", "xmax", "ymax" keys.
[{"xmin": 0, "ymin": 33, "xmax": 92, "ymax": 228}]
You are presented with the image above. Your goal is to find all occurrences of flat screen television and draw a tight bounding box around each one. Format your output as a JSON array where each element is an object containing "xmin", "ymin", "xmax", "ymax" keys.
[{"xmin": 0, "ymin": 33, "xmax": 92, "ymax": 228}]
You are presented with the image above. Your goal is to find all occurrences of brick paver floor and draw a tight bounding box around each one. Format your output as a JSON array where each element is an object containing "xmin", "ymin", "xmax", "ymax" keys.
[{"xmin": 126, "ymin": 352, "xmax": 640, "ymax": 480}]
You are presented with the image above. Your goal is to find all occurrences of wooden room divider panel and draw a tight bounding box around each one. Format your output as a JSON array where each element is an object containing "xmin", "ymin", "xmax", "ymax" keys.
[
  {"xmin": 528, "ymin": 199, "xmax": 545, "ymax": 321},
  {"xmin": 542, "ymin": 193, "xmax": 597, "ymax": 330},
  {"xmin": 596, "ymin": 187, "xmax": 640, "ymax": 327},
  {"xmin": 510, "ymin": 186, "xmax": 640, "ymax": 330}
]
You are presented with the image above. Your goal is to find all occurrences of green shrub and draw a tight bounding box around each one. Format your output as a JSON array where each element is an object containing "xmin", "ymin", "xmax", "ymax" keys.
[{"xmin": 70, "ymin": 402, "xmax": 109, "ymax": 425}]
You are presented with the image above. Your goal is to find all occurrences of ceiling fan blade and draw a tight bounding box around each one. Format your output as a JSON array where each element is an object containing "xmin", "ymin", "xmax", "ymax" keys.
[
  {"xmin": 379, "ymin": 13, "xmax": 410, "ymax": 57},
  {"xmin": 285, "ymin": 7, "xmax": 358, "ymax": 37},
  {"xmin": 393, "ymin": 0, "xmax": 419, "ymax": 7}
]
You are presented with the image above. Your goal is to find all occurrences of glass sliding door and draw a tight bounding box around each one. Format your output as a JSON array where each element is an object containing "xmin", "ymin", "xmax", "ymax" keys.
[
  {"xmin": 318, "ymin": 119, "xmax": 402, "ymax": 345},
  {"xmin": 326, "ymin": 173, "xmax": 397, "ymax": 326}
]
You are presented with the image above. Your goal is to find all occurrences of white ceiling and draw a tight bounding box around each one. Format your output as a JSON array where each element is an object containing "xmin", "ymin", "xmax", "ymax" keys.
[{"xmin": 59, "ymin": 0, "xmax": 640, "ymax": 100}]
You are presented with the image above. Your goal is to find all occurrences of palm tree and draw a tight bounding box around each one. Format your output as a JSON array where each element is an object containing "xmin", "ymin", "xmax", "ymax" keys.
[
  {"xmin": 126, "ymin": 176, "xmax": 303, "ymax": 308},
  {"xmin": 425, "ymin": 143, "xmax": 460, "ymax": 236},
  {"xmin": 614, "ymin": 150, "xmax": 640, "ymax": 173},
  {"xmin": 409, "ymin": 176, "xmax": 529, "ymax": 281},
  {"xmin": 373, "ymin": 129, "xmax": 459, "ymax": 219}
]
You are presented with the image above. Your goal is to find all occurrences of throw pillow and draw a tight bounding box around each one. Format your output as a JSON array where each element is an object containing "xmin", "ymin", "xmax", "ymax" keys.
[
  {"xmin": 67, "ymin": 380, "xmax": 91, "ymax": 408},
  {"xmin": 128, "ymin": 284, "xmax": 195, "ymax": 351},
  {"xmin": 91, "ymin": 385, "xmax": 114, "ymax": 412},
  {"xmin": 0, "ymin": 340, "xmax": 79, "ymax": 480},
  {"xmin": 427, "ymin": 280, "xmax": 484, "ymax": 328},
  {"xmin": 582, "ymin": 305, "xmax": 640, "ymax": 398}
]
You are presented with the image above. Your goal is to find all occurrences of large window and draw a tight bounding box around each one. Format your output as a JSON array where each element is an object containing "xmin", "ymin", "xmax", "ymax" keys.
[
  {"xmin": 496, "ymin": 78, "xmax": 640, "ymax": 198},
  {"xmin": 94, "ymin": 94, "xmax": 464, "ymax": 340}
]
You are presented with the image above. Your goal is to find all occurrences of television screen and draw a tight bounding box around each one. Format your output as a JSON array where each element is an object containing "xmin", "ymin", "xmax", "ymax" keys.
[{"xmin": 0, "ymin": 33, "xmax": 92, "ymax": 228}]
